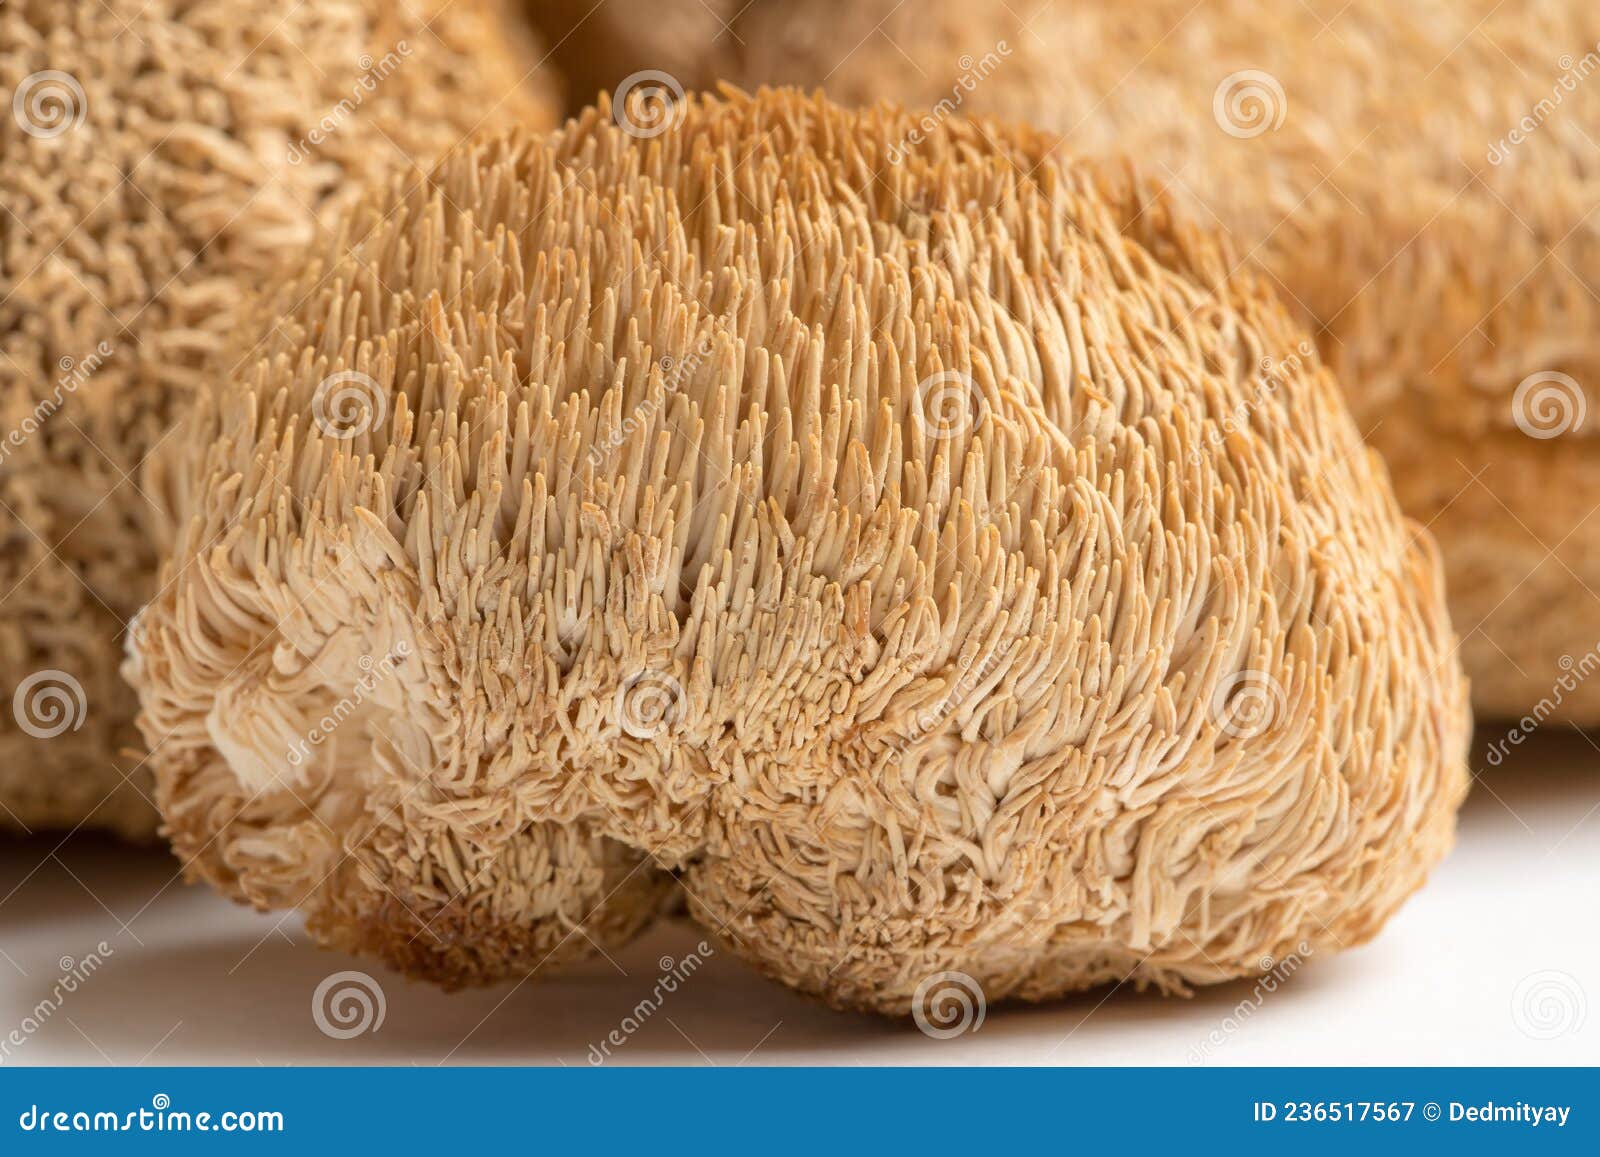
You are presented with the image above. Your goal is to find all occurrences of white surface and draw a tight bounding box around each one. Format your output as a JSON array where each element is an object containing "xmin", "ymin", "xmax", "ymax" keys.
[{"xmin": 0, "ymin": 730, "xmax": 1594, "ymax": 1067}]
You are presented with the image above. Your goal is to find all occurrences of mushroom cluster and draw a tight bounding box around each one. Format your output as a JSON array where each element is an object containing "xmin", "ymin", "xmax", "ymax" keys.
[
  {"xmin": 130, "ymin": 90, "xmax": 1469, "ymax": 1011},
  {"xmin": 529, "ymin": 0, "xmax": 1600, "ymax": 722},
  {"xmin": 0, "ymin": 0, "xmax": 555, "ymax": 835}
]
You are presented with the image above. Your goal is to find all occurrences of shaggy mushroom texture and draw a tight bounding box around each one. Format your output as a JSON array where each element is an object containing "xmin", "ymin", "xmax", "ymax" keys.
[
  {"xmin": 544, "ymin": 0, "xmax": 1600, "ymax": 722},
  {"xmin": 0, "ymin": 0, "xmax": 557, "ymax": 837},
  {"xmin": 131, "ymin": 89, "xmax": 1469, "ymax": 1012}
]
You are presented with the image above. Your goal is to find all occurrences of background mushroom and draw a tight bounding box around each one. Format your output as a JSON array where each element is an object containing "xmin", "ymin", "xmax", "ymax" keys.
[
  {"xmin": 526, "ymin": 0, "xmax": 1600, "ymax": 723},
  {"xmin": 130, "ymin": 89, "xmax": 1470, "ymax": 1011},
  {"xmin": 0, "ymin": 0, "xmax": 557, "ymax": 837}
]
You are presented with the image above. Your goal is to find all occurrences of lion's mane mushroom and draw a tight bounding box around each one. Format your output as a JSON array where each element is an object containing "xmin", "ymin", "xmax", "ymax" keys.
[
  {"xmin": 540, "ymin": 0, "xmax": 1600, "ymax": 723},
  {"xmin": 0, "ymin": 0, "xmax": 557, "ymax": 837},
  {"xmin": 131, "ymin": 89, "xmax": 1469, "ymax": 1011}
]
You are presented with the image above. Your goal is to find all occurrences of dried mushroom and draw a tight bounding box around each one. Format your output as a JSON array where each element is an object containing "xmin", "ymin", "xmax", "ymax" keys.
[{"xmin": 131, "ymin": 90, "xmax": 1469, "ymax": 1011}]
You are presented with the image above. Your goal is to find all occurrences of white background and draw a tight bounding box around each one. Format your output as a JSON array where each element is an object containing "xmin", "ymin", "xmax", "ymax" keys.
[{"xmin": 1, "ymin": 730, "xmax": 1593, "ymax": 1066}]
